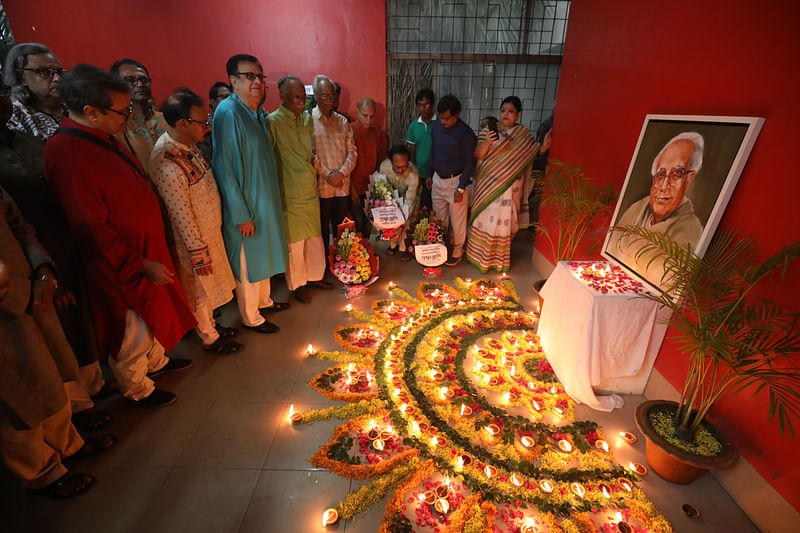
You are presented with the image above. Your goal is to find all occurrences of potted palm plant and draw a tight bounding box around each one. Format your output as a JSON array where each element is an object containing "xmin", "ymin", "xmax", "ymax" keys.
[
  {"xmin": 532, "ymin": 160, "xmax": 615, "ymax": 304},
  {"xmin": 617, "ymin": 225, "xmax": 800, "ymax": 483}
]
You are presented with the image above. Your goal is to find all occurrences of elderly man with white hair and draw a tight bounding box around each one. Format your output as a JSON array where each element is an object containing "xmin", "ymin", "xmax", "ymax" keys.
[
  {"xmin": 607, "ymin": 132, "xmax": 705, "ymax": 284},
  {"xmin": 311, "ymin": 75, "xmax": 357, "ymax": 264}
]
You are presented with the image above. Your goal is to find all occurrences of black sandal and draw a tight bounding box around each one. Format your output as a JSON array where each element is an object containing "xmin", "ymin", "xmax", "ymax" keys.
[
  {"xmin": 386, "ymin": 246, "xmax": 398, "ymax": 256},
  {"xmin": 204, "ymin": 338, "xmax": 245, "ymax": 354},
  {"xmin": 215, "ymin": 324, "xmax": 238, "ymax": 338},
  {"xmin": 34, "ymin": 472, "xmax": 96, "ymax": 499}
]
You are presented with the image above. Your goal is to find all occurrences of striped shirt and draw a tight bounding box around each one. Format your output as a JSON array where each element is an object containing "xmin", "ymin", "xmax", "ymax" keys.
[{"xmin": 311, "ymin": 107, "xmax": 357, "ymax": 198}]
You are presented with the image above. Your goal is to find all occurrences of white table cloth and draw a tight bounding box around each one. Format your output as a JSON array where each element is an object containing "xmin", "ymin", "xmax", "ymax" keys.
[{"xmin": 538, "ymin": 261, "xmax": 669, "ymax": 411}]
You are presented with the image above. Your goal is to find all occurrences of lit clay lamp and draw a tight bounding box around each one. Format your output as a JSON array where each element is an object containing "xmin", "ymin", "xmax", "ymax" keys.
[
  {"xmin": 595, "ymin": 439, "xmax": 611, "ymax": 454},
  {"xmin": 629, "ymin": 461, "xmax": 648, "ymax": 476},
  {"xmin": 616, "ymin": 478, "xmax": 634, "ymax": 493},
  {"xmin": 538, "ymin": 479, "xmax": 555, "ymax": 494},
  {"xmin": 510, "ymin": 473, "xmax": 524, "ymax": 487},
  {"xmin": 459, "ymin": 404, "xmax": 473, "ymax": 417},
  {"xmin": 456, "ymin": 454, "xmax": 473, "ymax": 469},
  {"xmin": 483, "ymin": 424, "xmax": 501, "ymax": 445},
  {"xmin": 619, "ymin": 431, "xmax": 637, "ymax": 444},
  {"xmin": 557, "ymin": 439, "xmax": 573, "ymax": 453},
  {"xmin": 306, "ymin": 344, "xmax": 317, "ymax": 356},
  {"xmin": 322, "ymin": 508, "xmax": 339, "ymax": 526},
  {"xmin": 521, "ymin": 518, "xmax": 536, "ymax": 533},
  {"xmin": 484, "ymin": 465, "xmax": 497, "ymax": 480},
  {"xmin": 570, "ymin": 482, "xmax": 586, "ymax": 499},
  {"xmin": 288, "ymin": 404, "xmax": 302, "ymax": 424},
  {"xmin": 598, "ymin": 482, "xmax": 612, "ymax": 499}
]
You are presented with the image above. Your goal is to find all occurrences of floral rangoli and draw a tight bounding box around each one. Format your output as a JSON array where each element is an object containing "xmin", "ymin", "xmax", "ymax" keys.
[{"xmin": 297, "ymin": 279, "xmax": 672, "ymax": 532}]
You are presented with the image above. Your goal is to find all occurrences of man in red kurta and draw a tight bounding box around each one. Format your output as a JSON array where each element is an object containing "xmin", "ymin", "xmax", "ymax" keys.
[
  {"xmin": 43, "ymin": 64, "xmax": 195, "ymax": 407},
  {"xmin": 350, "ymin": 97, "xmax": 387, "ymax": 237}
]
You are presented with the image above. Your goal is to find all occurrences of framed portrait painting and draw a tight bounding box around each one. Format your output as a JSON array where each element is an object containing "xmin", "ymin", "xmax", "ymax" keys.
[{"xmin": 602, "ymin": 114, "xmax": 764, "ymax": 291}]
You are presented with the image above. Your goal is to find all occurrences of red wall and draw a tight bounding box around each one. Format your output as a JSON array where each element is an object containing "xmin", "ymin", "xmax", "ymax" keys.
[
  {"xmin": 4, "ymin": 0, "xmax": 387, "ymax": 126},
  {"xmin": 542, "ymin": 2, "xmax": 800, "ymax": 509}
]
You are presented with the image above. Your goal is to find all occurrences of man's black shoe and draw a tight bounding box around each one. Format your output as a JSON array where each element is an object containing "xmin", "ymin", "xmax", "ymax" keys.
[
  {"xmin": 243, "ymin": 320, "xmax": 280, "ymax": 334},
  {"xmin": 147, "ymin": 358, "xmax": 193, "ymax": 378},
  {"xmin": 445, "ymin": 254, "xmax": 463, "ymax": 266},
  {"xmin": 129, "ymin": 388, "xmax": 177, "ymax": 407},
  {"xmin": 308, "ymin": 279, "xmax": 334, "ymax": 290},
  {"xmin": 261, "ymin": 301, "xmax": 290, "ymax": 313},
  {"xmin": 293, "ymin": 285, "xmax": 312, "ymax": 303}
]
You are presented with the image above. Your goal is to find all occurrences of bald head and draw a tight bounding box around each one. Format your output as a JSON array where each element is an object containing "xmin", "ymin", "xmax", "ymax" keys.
[{"xmin": 279, "ymin": 75, "xmax": 305, "ymax": 116}]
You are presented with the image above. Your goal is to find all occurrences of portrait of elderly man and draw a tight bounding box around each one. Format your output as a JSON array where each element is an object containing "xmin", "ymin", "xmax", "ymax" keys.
[{"xmin": 607, "ymin": 131, "xmax": 705, "ymax": 284}]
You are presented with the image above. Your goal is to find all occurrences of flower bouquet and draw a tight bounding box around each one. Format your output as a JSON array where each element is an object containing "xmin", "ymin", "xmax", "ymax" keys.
[
  {"xmin": 408, "ymin": 215, "xmax": 447, "ymax": 276},
  {"xmin": 365, "ymin": 172, "xmax": 409, "ymax": 240},
  {"xmin": 328, "ymin": 218, "xmax": 379, "ymax": 298}
]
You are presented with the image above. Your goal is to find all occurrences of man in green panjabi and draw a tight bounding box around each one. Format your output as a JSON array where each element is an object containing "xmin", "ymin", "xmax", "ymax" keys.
[
  {"xmin": 268, "ymin": 76, "xmax": 332, "ymax": 303},
  {"xmin": 212, "ymin": 54, "xmax": 289, "ymax": 333}
]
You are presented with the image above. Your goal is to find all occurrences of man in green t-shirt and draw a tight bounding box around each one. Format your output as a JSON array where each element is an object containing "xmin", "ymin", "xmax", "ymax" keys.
[{"xmin": 406, "ymin": 88, "xmax": 436, "ymax": 211}]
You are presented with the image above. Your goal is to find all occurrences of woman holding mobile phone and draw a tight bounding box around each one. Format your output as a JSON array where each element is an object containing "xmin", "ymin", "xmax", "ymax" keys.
[{"xmin": 466, "ymin": 96, "xmax": 551, "ymax": 273}]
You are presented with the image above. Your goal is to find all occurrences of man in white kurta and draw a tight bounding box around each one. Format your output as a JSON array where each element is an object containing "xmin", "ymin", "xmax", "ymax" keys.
[{"xmin": 149, "ymin": 89, "xmax": 242, "ymax": 353}]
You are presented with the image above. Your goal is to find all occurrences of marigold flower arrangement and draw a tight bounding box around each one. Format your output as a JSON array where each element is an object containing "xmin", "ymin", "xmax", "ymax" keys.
[{"xmin": 328, "ymin": 218, "xmax": 378, "ymax": 286}]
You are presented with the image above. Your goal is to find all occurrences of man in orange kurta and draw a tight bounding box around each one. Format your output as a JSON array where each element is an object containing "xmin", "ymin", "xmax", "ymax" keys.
[{"xmin": 349, "ymin": 97, "xmax": 387, "ymax": 237}]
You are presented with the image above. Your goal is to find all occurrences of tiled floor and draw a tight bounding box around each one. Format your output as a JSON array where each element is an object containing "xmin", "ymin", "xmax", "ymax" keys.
[{"xmin": 0, "ymin": 233, "xmax": 759, "ymax": 532}]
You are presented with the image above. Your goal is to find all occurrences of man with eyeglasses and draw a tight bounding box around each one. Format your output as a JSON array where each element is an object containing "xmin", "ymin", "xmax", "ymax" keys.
[
  {"xmin": 2, "ymin": 43, "xmax": 65, "ymax": 139},
  {"xmin": 44, "ymin": 64, "xmax": 196, "ymax": 408},
  {"xmin": 110, "ymin": 58, "xmax": 168, "ymax": 176},
  {"xmin": 212, "ymin": 54, "xmax": 288, "ymax": 333},
  {"xmin": 149, "ymin": 89, "xmax": 243, "ymax": 354},
  {"xmin": 311, "ymin": 75, "xmax": 357, "ymax": 259},
  {"xmin": 379, "ymin": 144, "xmax": 419, "ymax": 261},
  {"xmin": 607, "ymin": 132, "xmax": 705, "ymax": 282}
]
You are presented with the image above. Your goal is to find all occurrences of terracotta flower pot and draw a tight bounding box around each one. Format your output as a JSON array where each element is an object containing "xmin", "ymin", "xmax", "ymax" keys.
[{"xmin": 634, "ymin": 400, "xmax": 738, "ymax": 484}]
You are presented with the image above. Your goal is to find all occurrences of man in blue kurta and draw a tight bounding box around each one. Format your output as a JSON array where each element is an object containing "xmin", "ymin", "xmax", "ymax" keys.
[{"xmin": 212, "ymin": 54, "xmax": 288, "ymax": 333}]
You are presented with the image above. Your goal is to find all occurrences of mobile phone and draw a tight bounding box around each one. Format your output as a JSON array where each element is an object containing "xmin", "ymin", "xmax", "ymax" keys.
[{"xmin": 486, "ymin": 117, "xmax": 498, "ymax": 134}]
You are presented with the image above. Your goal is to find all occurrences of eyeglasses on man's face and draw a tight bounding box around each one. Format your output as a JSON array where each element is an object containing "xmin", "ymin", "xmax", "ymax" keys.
[
  {"xmin": 185, "ymin": 114, "xmax": 212, "ymax": 127},
  {"xmin": 234, "ymin": 72, "xmax": 266, "ymax": 83},
  {"xmin": 123, "ymin": 75, "xmax": 151, "ymax": 87},
  {"xmin": 653, "ymin": 167, "xmax": 693, "ymax": 186},
  {"xmin": 21, "ymin": 67, "xmax": 66, "ymax": 80},
  {"xmin": 102, "ymin": 102, "xmax": 133, "ymax": 120}
]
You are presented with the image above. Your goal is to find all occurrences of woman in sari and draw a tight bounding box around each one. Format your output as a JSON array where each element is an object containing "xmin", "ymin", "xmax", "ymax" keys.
[{"xmin": 466, "ymin": 96, "xmax": 551, "ymax": 273}]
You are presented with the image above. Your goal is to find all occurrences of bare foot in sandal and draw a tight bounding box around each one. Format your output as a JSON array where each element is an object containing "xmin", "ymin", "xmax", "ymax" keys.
[
  {"xmin": 72, "ymin": 408, "xmax": 113, "ymax": 432},
  {"xmin": 34, "ymin": 472, "xmax": 96, "ymax": 499},
  {"xmin": 68, "ymin": 434, "xmax": 116, "ymax": 460}
]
